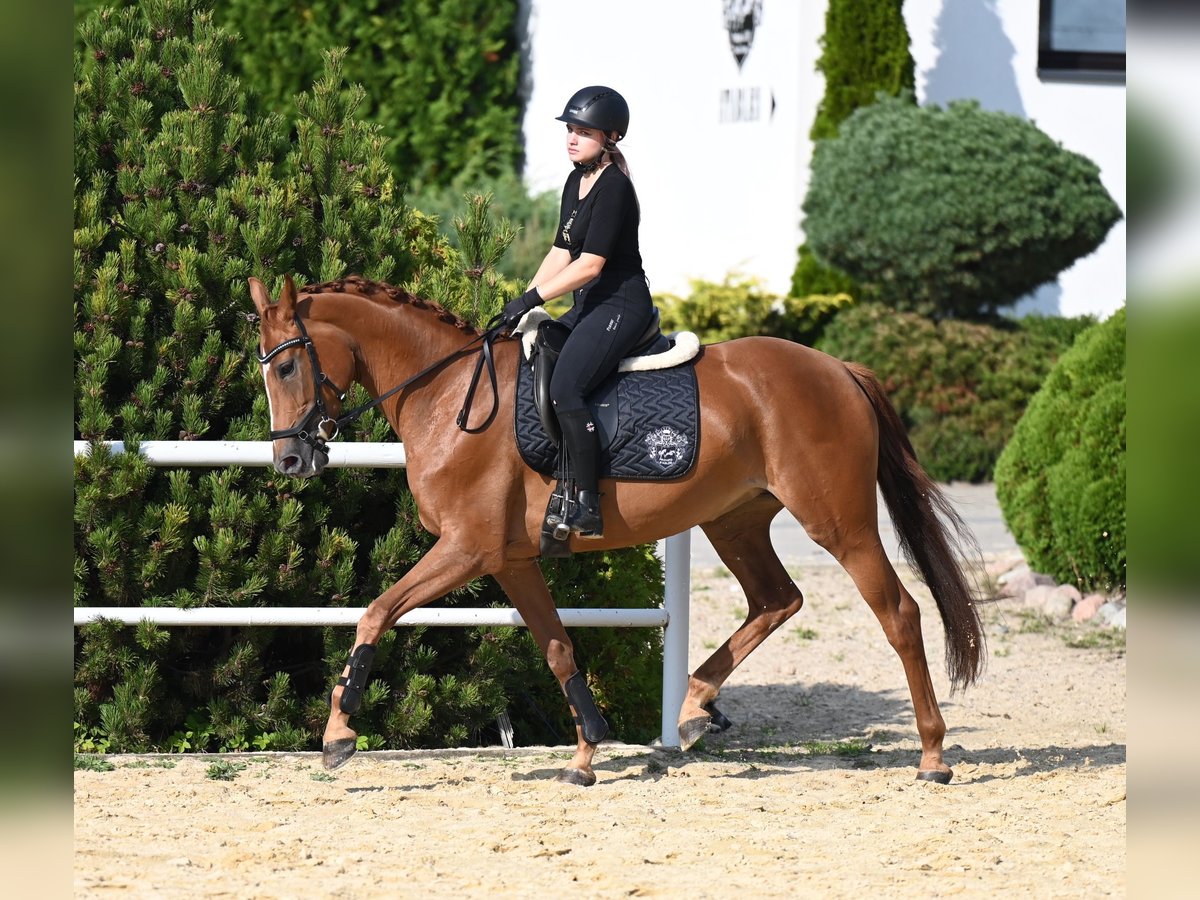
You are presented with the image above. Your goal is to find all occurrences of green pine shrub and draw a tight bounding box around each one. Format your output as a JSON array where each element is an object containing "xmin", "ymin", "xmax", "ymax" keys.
[
  {"xmin": 995, "ymin": 309, "xmax": 1126, "ymax": 592},
  {"xmin": 803, "ymin": 95, "xmax": 1123, "ymax": 319},
  {"xmin": 74, "ymin": 0, "xmax": 663, "ymax": 753},
  {"xmin": 74, "ymin": 0, "xmax": 525, "ymax": 188},
  {"xmin": 656, "ymin": 274, "xmax": 853, "ymax": 347},
  {"xmin": 809, "ymin": 0, "xmax": 915, "ymax": 141},
  {"xmin": 816, "ymin": 304, "xmax": 1097, "ymax": 482},
  {"xmin": 406, "ymin": 169, "xmax": 561, "ymax": 283}
]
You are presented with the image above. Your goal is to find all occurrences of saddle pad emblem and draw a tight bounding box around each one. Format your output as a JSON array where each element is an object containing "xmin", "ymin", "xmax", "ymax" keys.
[{"xmin": 643, "ymin": 427, "xmax": 690, "ymax": 470}]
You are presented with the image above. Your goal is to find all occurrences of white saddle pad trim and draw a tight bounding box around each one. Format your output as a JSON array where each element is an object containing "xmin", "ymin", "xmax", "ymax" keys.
[{"xmin": 514, "ymin": 307, "xmax": 700, "ymax": 371}]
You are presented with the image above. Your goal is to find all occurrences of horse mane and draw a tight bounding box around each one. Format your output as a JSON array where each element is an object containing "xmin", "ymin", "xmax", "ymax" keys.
[{"xmin": 300, "ymin": 275, "xmax": 482, "ymax": 337}]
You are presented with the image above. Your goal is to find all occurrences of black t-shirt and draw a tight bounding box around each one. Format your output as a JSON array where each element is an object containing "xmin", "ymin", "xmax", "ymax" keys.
[{"xmin": 552, "ymin": 166, "xmax": 644, "ymax": 276}]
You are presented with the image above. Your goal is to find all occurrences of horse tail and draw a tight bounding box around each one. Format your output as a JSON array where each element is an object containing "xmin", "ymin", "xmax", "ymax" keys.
[{"xmin": 843, "ymin": 362, "xmax": 987, "ymax": 690}]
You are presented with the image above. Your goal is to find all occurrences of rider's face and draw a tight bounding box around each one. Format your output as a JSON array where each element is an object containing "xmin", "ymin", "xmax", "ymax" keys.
[{"xmin": 565, "ymin": 124, "xmax": 606, "ymax": 165}]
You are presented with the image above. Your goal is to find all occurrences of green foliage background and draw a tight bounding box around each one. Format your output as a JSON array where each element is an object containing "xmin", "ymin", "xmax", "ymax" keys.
[
  {"xmin": 995, "ymin": 310, "xmax": 1126, "ymax": 592},
  {"xmin": 73, "ymin": 0, "xmax": 664, "ymax": 755},
  {"xmin": 804, "ymin": 95, "xmax": 1123, "ymax": 319},
  {"xmin": 74, "ymin": 0, "xmax": 525, "ymax": 188},
  {"xmin": 656, "ymin": 274, "xmax": 852, "ymax": 348}
]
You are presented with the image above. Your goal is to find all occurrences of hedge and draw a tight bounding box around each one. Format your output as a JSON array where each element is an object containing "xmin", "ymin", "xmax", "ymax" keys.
[
  {"xmin": 816, "ymin": 304, "xmax": 1096, "ymax": 482},
  {"xmin": 995, "ymin": 309, "xmax": 1126, "ymax": 592}
]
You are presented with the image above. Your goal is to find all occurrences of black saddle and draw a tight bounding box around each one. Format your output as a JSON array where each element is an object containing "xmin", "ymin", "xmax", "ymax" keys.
[{"xmin": 514, "ymin": 311, "xmax": 699, "ymax": 482}]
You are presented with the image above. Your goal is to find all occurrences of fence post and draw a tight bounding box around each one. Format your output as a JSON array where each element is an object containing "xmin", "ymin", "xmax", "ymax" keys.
[{"xmin": 660, "ymin": 530, "xmax": 691, "ymax": 747}]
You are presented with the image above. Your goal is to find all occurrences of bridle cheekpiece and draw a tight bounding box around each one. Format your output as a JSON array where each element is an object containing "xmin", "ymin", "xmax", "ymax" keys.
[{"xmin": 256, "ymin": 314, "xmax": 347, "ymax": 450}]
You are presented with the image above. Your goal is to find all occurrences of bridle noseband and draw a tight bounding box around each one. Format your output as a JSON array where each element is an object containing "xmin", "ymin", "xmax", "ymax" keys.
[{"xmin": 256, "ymin": 311, "xmax": 505, "ymax": 453}]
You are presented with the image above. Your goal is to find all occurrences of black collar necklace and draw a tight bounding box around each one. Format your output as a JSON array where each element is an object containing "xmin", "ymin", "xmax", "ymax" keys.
[{"xmin": 574, "ymin": 156, "xmax": 607, "ymax": 175}]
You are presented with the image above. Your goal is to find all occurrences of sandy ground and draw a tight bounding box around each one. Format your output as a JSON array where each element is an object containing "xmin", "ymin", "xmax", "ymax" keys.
[{"xmin": 74, "ymin": 553, "xmax": 1126, "ymax": 898}]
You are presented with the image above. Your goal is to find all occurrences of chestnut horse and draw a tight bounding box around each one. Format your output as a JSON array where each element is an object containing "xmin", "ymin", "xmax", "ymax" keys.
[{"xmin": 250, "ymin": 274, "xmax": 985, "ymax": 785}]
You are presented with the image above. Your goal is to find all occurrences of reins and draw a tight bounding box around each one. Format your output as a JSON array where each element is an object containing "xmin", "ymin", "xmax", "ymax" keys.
[{"xmin": 257, "ymin": 312, "xmax": 507, "ymax": 451}]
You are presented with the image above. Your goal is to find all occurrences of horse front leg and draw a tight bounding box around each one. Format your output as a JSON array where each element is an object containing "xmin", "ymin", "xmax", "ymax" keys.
[
  {"xmin": 322, "ymin": 539, "xmax": 489, "ymax": 770},
  {"xmin": 494, "ymin": 560, "xmax": 608, "ymax": 786}
]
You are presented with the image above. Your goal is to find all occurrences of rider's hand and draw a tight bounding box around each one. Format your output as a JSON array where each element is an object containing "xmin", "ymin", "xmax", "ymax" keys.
[{"xmin": 501, "ymin": 287, "xmax": 543, "ymax": 329}]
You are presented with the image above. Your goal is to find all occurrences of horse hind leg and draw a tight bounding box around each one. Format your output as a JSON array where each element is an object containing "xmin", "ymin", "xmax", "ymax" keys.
[
  {"xmin": 679, "ymin": 498, "xmax": 805, "ymax": 750},
  {"xmin": 835, "ymin": 538, "xmax": 953, "ymax": 783}
]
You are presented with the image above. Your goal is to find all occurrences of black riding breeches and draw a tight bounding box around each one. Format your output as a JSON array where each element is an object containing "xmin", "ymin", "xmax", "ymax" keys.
[{"xmin": 549, "ymin": 273, "xmax": 654, "ymax": 415}]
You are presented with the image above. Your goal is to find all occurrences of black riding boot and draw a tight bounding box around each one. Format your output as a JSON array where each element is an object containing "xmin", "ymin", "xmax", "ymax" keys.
[{"xmin": 556, "ymin": 408, "xmax": 603, "ymax": 537}]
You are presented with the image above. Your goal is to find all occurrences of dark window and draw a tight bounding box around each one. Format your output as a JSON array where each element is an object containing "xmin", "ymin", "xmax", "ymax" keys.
[{"xmin": 1038, "ymin": 0, "xmax": 1126, "ymax": 83}]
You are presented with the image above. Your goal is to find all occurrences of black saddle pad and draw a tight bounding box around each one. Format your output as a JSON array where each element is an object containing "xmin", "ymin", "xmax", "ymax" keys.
[{"xmin": 514, "ymin": 354, "xmax": 700, "ymax": 481}]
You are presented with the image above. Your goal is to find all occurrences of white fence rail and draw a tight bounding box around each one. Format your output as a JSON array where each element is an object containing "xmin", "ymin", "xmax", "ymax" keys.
[{"xmin": 73, "ymin": 440, "xmax": 691, "ymax": 747}]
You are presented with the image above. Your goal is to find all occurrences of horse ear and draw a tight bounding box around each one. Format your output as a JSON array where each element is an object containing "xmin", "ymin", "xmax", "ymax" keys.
[
  {"xmin": 248, "ymin": 277, "xmax": 273, "ymax": 316},
  {"xmin": 278, "ymin": 274, "xmax": 298, "ymax": 317}
]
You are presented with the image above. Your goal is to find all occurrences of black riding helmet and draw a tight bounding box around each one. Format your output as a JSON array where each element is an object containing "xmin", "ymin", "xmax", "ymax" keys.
[{"xmin": 555, "ymin": 86, "xmax": 630, "ymax": 141}]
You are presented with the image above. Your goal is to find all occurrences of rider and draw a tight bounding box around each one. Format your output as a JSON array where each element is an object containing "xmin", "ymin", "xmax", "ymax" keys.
[{"xmin": 501, "ymin": 85, "xmax": 655, "ymax": 538}]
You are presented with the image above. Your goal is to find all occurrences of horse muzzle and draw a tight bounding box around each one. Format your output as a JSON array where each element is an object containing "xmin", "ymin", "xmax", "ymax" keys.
[{"xmin": 274, "ymin": 436, "xmax": 330, "ymax": 478}]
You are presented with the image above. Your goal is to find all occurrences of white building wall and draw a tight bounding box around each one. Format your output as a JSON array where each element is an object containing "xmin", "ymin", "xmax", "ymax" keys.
[
  {"xmin": 905, "ymin": 0, "xmax": 1126, "ymax": 317},
  {"xmin": 521, "ymin": 1, "xmax": 1125, "ymax": 318}
]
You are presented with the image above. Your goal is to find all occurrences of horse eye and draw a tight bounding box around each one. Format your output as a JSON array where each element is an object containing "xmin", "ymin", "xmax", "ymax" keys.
[{"xmin": 277, "ymin": 360, "xmax": 296, "ymax": 378}]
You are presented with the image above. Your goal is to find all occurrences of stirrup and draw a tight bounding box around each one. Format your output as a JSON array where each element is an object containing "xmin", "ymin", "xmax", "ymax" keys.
[
  {"xmin": 543, "ymin": 483, "xmax": 571, "ymax": 542},
  {"xmin": 540, "ymin": 483, "xmax": 573, "ymax": 558}
]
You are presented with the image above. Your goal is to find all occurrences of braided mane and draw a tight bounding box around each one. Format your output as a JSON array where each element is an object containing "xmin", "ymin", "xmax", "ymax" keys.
[{"xmin": 301, "ymin": 274, "xmax": 481, "ymax": 336}]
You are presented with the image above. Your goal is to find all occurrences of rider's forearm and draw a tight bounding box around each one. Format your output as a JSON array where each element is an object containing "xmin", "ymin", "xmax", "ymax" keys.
[
  {"xmin": 528, "ymin": 247, "xmax": 573, "ymax": 293},
  {"xmin": 531, "ymin": 252, "xmax": 606, "ymax": 303}
]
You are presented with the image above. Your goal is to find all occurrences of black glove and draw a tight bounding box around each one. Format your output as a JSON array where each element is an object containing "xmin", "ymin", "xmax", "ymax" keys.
[{"xmin": 501, "ymin": 287, "xmax": 543, "ymax": 328}]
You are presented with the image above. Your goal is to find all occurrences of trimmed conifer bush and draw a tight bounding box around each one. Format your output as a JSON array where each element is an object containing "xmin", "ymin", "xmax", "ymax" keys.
[
  {"xmin": 816, "ymin": 304, "xmax": 1097, "ymax": 483},
  {"xmin": 74, "ymin": 0, "xmax": 663, "ymax": 753},
  {"xmin": 792, "ymin": 0, "xmax": 915, "ymax": 300},
  {"xmin": 995, "ymin": 310, "xmax": 1126, "ymax": 592},
  {"xmin": 804, "ymin": 95, "xmax": 1123, "ymax": 319},
  {"xmin": 809, "ymin": 0, "xmax": 915, "ymax": 141}
]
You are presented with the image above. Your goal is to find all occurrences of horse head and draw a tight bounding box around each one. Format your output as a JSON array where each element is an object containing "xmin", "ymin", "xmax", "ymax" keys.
[{"xmin": 250, "ymin": 275, "xmax": 355, "ymax": 478}]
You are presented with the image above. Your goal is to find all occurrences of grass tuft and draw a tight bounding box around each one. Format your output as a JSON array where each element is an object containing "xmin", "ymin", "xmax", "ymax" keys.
[
  {"xmin": 796, "ymin": 738, "xmax": 871, "ymax": 757},
  {"xmin": 74, "ymin": 754, "xmax": 115, "ymax": 772},
  {"xmin": 1065, "ymin": 628, "xmax": 1126, "ymax": 653},
  {"xmin": 206, "ymin": 760, "xmax": 247, "ymax": 781}
]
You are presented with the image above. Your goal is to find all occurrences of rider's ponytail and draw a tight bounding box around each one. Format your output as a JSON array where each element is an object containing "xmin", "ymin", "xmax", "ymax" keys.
[{"xmin": 605, "ymin": 138, "xmax": 631, "ymax": 180}]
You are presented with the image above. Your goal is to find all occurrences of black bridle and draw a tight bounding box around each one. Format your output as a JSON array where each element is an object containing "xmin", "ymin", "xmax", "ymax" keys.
[{"xmin": 256, "ymin": 312, "xmax": 506, "ymax": 452}]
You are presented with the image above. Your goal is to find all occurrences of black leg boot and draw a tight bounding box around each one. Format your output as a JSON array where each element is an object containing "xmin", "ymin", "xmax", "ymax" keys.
[{"xmin": 556, "ymin": 408, "xmax": 603, "ymax": 538}]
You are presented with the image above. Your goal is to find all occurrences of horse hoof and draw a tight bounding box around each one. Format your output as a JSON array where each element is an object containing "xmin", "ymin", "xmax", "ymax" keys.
[
  {"xmin": 916, "ymin": 768, "xmax": 953, "ymax": 785},
  {"xmin": 555, "ymin": 767, "xmax": 596, "ymax": 787},
  {"xmin": 678, "ymin": 716, "xmax": 712, "ymax": 751},
  {"xmin": 322, "ymin": 738, "xmax": 357, "ymax": 771},
  {"xmin": 703, "ymin": 702, "xmax": 733, "ymax": 732}
]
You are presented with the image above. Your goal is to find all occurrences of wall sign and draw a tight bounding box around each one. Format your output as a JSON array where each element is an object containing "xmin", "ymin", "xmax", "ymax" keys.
[
  {"xmin": 720, "ymin": 1, "xmax": 771, "ymax": 124},
  {"xmin": 723, "ymin": 0, "xmax": 763, "ymax": 70}
]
